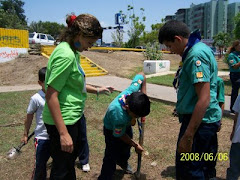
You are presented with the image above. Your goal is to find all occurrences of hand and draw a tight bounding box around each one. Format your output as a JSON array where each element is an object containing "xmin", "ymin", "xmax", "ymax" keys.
[
  {"xmin": 217, "ymin": 123, "xmax": 222, "ymax": 132},
  {"xmin": 230, "ymin": 131, "xmax": 234, "ymax": 141},
  {"xmin": 177, "ymin": 134, "xmax": 193, "ymax": 153},
  {"xmin": 60, "ymin": 133, "xmax": 73, "ymax": 153},
  {"xmin": 135, "ymin": 143, "xmax": 144, "ymax": 154},
  {"xmin": 21, "ymin": 135, "xmax": 28, "ymax": 144},
  {"xmin": 99, "ymin": 86, "xmax": 114, "ymax": 95}
]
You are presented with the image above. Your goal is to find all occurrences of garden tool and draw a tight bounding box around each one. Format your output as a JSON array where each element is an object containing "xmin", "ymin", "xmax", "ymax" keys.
[{"xmin": 6, "ymin": 131, "xmax": 34, "ymax": 160}]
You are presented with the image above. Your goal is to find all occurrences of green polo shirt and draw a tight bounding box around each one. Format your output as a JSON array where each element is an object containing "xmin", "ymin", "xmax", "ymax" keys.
[
  {"xmin": 227, "ymin": 51, "xmax": 240, "ymax": 72},
  {"xmin": 43, "ymin": 42, "xmax": 87, "ymax": 125},
  {"xmin": 217, "ymin": 77, "xmax": 225, "ymax": 103},
  {"xmin": 176, "ymin": 42, "xmax": 221, "ymax": 123},
  {"xmin": 103, "ymin": 74, "xmax": 144, "ymax": 137}
]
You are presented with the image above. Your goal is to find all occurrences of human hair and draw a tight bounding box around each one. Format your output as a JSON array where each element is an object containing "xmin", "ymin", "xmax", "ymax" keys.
[
  {"xmin": 158, "ymin": 20, "xmax": 190, "ymax": 44},
  {"xmin": 59, "ymin": 13, "xmax": 103, "ymax": 49},
  {"xmin": 38, "ymin": 67, "xmax": 46, "ymax": 82},
  {"xmin": 127, "ymin": 92, "xmax": 150, "ymax": 117},
  {"xmin": 227, "ymin": 40, "xmax": 240, "ymax": 54}
]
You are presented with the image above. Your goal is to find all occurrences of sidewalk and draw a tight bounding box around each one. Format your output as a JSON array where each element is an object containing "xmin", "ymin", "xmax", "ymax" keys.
[{"xmin": 0, "ymin": 73, "xmax": 231, "ymax": 115}]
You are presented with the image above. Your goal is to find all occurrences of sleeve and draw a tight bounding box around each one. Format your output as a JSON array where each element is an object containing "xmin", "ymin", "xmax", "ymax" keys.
[
  {"xmin": 125, "ymin": 74, "xmax": 144, "ymax": 93},
  {"xmin": 217, "ymin": 78, "xmax": 225, "ymax": 103},
  {"xmin": 27, "ymin": 96, "xmax": 38, "ymax": 114},
  {"xmin": 189, "ymin": 56, "xmax": 210, "ymax": 84},
  {"xmin": 233, "ymin": 94, "xmax": 240, "ymax": 113},
  {"xmin": 227, "ymin": 53, "xmax": 237, "ymax": 67},
  {"xmin": 46, "ymin": 56, "xmax": 73, "ymax": 92}
]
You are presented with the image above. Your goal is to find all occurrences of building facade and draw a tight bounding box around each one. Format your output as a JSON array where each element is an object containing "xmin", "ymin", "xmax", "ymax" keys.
[{"xmin": 165, "ymin": 0, "xmax": 239, "ymax": 39}]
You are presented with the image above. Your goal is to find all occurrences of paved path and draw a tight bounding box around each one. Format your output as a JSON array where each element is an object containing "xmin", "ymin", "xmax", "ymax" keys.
[{"xmin": 0, "ymin": 73, "xmax": 231, "ymax": 115}]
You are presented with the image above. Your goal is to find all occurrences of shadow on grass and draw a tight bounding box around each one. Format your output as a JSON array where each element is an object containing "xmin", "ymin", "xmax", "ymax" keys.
[{"xmin": 161, "ymin": 166, "xmax": 175, "ymax": 179}]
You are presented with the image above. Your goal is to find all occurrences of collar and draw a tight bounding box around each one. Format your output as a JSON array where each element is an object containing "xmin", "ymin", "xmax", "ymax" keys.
[
  {"xmin": 38, "ymin": 90, "xmax": 45, "ymax": 99},
  {"xmin": 118, "ymin": 94, "xmax": 129, "ymax": 110}
]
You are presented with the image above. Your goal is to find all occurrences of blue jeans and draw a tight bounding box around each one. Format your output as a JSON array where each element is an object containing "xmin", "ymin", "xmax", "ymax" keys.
[
  {"xmin": 227, "ymin": 143, "xmax": 240, "ymax": 180},
  {"xmin": 78, "ymin": 115, "xmax": 89, "ymax": 165},
  {"xmin": 230, "ymin": 72, "xmax": 240, "ymax": 111},
  {"xmin": 32, "ymin": 138, "xmax": 50, "ymax": 180},
  {"xmin": 176, "ymin": 114, "xmax": 219, "ymax": 180},
  {"xmin": 98, "ymin": 126, "xmax": 133, "ymax": 180}
]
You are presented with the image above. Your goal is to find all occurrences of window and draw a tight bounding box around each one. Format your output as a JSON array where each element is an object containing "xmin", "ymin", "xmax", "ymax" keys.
[
  {"xmin": 29, "ymin": 33, "xmax": 34, "ymax": 38},
  {"xmin": 40, "ymin": 34, "xmax": 46, "ymax": 40}
]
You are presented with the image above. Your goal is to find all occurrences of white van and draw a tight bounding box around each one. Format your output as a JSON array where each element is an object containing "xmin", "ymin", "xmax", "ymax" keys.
[{"xmin": 29, "ymin": 32, "xmax": 55, "ymax": 45}]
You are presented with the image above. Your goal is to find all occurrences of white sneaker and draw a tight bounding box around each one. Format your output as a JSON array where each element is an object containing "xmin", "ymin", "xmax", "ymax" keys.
[{"xmin": 82, "ymin": 163, "xmax": 90, "ymax": 172}]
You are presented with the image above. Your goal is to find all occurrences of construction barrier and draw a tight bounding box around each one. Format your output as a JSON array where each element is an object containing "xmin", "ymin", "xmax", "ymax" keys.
[{"xmin": 0, "ymin": 28, "xmax": 29, "ymax": 62}]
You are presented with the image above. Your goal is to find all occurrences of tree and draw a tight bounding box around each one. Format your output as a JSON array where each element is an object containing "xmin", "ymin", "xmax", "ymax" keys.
[
  {"xmin": 0, "ymin": 0, "xmax": 27, "ymax": 29},
  {"xmin": 0, "ymin": 0, "xmax": 26, "ymax": 22},
  {"xmin": 140, "ymin": 23, "xmax": 164, "ymax": 45},
  {"xmin": 213, "ymin": 32, "xmax": 231, "ymax": 58},
  {"xmin": 121, "ymin": 5, "xmax": 146, "ymax": 48},
  {"xmin": 111, "ymin": 28, "xmax": 124, "ymax": 47},
  {"xmin": 234, "ymin": 12, "xmax": 240, "ymax": 39},
  {"xmin": 0, "ymin": 9, "xmax": 26, "ymax": 29},
  {"xmin": 28, "ymin": 21, "xmax": 65, "ymax": 38}
]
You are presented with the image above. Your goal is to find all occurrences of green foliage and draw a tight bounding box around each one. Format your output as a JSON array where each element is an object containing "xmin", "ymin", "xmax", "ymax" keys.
[
  {"xmin": 0, "ymin": 0, "xmax": 27, "ymax": 29},
  {"xmin": 144, "ymin": 42, "xmax": 163, "ymax": 60},
  {"xmin": 140, "ymin": 23, "xmax": 164, "ymax": 45},
  {"xmin": 28, "ymin": 21, "xmax": 65, "ymax": 38},
  {"xmin": 234, "ymin": 13, "xmax": 240, "ymax": 39},
  {"xmin": 213, "ymin": 32, "xmax": 231, "ymax": 57},
  {"xmin": 121, "ymin": 5, "xmax": 146, "ymax": 48}
]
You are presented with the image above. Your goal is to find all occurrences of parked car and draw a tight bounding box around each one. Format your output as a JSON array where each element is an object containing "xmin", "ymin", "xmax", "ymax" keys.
[
  {"xmin": 29, "ymin": 32, "xmax": 55, "ymax": 45},
  {"xmin": 135, "ymin": 46, "xmax": 146, "ymax": 49}
]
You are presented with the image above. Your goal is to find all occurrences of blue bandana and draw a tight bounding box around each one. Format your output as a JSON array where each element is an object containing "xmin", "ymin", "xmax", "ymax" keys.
[{"xmin": 172, "ymin": 29, "xmax": 201, "ymax": 89}]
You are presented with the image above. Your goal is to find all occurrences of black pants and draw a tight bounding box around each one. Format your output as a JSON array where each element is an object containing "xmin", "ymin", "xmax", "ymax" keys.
[
  {"xmin": 98, "ymin": 126, "xmax": 133, "ymax": 180},
  {"xmin": 176, "ymin": 114, "xmax": 220, "ymax": 180},
  {"xmin": 45, "ymin": 115, "xmax": 86, "ymax": 180},
  {"xmin": 230, "ymin": 72, "xmax": 240, "ymax": 111},
  {"xmin": 78, "ymin": 115, "xmax": 89, "ymax": 165}
]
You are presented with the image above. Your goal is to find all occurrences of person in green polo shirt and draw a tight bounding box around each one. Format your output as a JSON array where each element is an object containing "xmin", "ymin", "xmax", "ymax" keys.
[
  {"xmin": 158, "ymin": 20, "xmax": 221, "ymax": 179},
  {"xmin": 227, "ymin": 40, "xmax": 240, "ymax": 113},
  {"xmin": 43, "ymin": 13, "xmax": 113, "ymax": 180},
  {"xmin": 98, "ymin": 73, "xmax": 150, "ymax": 180}
]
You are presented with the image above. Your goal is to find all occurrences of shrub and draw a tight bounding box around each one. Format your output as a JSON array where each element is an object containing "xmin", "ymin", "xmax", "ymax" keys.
[{"xmin": 144, "ymin": 42, "xmax": 163, "ymax": 60}]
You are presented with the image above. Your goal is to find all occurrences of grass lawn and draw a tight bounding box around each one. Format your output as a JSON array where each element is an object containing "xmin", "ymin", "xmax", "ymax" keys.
[
  {"xmin": 147, "ymin": 74, "xmax": 232, "ymax": 96},
  {"xmin": 0, "ymin": 90, "xmax": 233, "ymax": 179}
]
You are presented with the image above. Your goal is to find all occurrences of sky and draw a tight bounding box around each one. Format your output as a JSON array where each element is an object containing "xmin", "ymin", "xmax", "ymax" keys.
[{"xmin": 23, "ymin": 0, "xmax": 238, "ymax": 43}]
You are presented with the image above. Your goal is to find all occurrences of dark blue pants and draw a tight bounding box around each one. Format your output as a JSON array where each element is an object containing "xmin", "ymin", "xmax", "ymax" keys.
[
  {"xmin": 45, "ymin": 115, "xmax": 86, "ymax": 180},
  {"xmin": 176, "ymin": 114, "xmax": 220, "ymax": 180},
  {"xmin": 32, "ymin": 138, "xmax": 50, "ymax": 180},
  {"xmin": 227, "ymin": 143, "xmax": 240, "ymax": 180},
  {"xmin": 98, "ymin": 126, "xmax": 133, "ymax": 180},
  {"xmin": 230, "ymin": 72, "xmax": 240, "ymax": 111},
  {"xmin": 78, "ymin": 115, "xmax": 89, "ymax": 165}
]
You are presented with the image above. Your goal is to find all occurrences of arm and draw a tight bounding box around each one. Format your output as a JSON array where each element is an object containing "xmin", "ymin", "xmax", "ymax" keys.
[
  {"xmin": 46, "ymin": 86, "xmax": 73, "ymax": 153},
  {"xmin": 86, "ymin": 84, "xmax": 114, "ymax": 95},
  {"xmin": 138, "ymin": 72, "xmax": 147, "ymax": 94},
  {"xmin": 230, "ymin": 113, "xmax": 238, "ymax": 141},
  {"xmin": 119, "ymin": 134, "xmax": 144, "ymax": 154},
  {"xmin": 178, "ymin": 82, "xmax": 210, "ymax": 153},
  {"xmin": 232, "ymin": 62, "xmax": 240, "ymax": 69},
  {"xmin": 21, "ymin": 114, "xmax": 34, "ymax": 144}
]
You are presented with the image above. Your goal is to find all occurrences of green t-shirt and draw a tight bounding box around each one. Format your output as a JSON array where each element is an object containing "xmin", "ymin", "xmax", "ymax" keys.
[
  {"xmin": 217, "ymin": 77, "xmax": 225, "ymax": 103},
  {"xmin": 103, "ymin": 74, "xmax": 144, "ymax": 137},
  {"xmin": 227, "ymin": 51, "xmax": 240, "ymax": 72},
  {"xmin": 176, "ymin": 42, "xmax": 221, "ymax": 123},
  {"xmin": 43, "ymin": 42, "xmax": 87, "ymax": 125}
]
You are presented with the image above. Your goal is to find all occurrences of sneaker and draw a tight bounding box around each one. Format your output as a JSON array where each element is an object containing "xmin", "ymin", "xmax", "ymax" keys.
[
  {"xmin": 82, "ymin": 163, "xmax": 90, "ymax": 172},
  {"xmin": 118, "ymin": 163, "xmax": 133, "ymax": 174}
]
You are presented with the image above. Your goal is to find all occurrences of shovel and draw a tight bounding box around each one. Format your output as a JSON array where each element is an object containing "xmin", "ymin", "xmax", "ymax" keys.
[
  {"xmin": 6, "ymin": 131, "xmax": 34, "ymax": 160},
  {"xmin": 135, "ymin": 117, "xmax": 145, "ymax": 179}
]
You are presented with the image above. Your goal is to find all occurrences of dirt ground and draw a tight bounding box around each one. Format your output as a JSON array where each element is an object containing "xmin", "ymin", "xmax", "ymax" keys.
[{"xmin": 0, "ymin": 51, "xmax": 181, "ymax": 86}]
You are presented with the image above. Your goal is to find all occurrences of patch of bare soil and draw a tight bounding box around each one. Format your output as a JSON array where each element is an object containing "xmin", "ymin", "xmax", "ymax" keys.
[{"xmin": 0, "ymin": 51, "xmax": 181, "ymax": 86}]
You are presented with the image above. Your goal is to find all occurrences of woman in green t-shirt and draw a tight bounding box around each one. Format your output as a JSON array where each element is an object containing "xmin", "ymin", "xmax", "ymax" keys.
[{"xmin": 43, "ymin": 13, "xmax": 113, "ymax": 179}]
